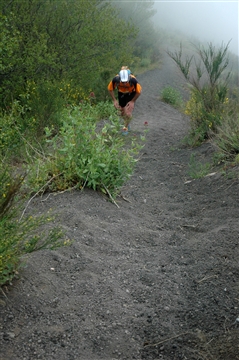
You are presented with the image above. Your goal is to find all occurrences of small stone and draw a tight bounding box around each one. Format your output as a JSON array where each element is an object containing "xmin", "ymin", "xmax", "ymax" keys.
[{"xmin": 0, "ymin": 300, "xmax": 6, "ymax": 307}]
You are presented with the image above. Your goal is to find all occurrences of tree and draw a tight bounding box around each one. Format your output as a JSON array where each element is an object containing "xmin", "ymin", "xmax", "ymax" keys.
[{"xmin": 0, "ymin": 0, "xmax": 136, "ymax": 106}]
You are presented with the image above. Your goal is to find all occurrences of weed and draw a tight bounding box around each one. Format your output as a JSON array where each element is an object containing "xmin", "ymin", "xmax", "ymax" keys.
[
  {"xmin": 188, "ymin": 153, "xmax": 211, "ymax": 179},
  {"xmin": 0, "ymin": 164, "xmax": 67, "ymax": 286}
]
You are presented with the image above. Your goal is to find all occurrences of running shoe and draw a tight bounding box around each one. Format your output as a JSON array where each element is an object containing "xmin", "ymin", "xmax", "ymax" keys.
[{"xmin": 122, "ymin": 127, "xmax": 128, "ymax": 135}]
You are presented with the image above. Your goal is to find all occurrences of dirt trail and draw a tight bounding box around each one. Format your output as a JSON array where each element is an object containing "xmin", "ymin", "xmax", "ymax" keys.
[{"xmin": 1, "ymin": 54, "xmax": 239, "ymax": 360}]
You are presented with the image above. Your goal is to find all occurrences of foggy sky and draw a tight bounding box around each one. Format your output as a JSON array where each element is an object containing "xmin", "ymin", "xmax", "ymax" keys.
[{"xmin": 153, "ymin": 1, "xmax": 238, "ymax": 56}]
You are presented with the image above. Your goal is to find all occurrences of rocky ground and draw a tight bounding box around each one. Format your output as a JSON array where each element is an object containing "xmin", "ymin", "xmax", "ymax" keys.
[{"xmin": 1, "ymin": 53, "xmax": 239, "ymax": 360}]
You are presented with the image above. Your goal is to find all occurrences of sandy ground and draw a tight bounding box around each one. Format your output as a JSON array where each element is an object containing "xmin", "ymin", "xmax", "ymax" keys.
[{"xmin": 1, "ymin": 54, "xmax": 239, "ymax": 360}]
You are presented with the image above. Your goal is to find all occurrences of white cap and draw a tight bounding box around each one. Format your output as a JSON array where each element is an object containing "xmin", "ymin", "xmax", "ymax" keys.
[{"xmin": 119, "ymin": 69, "xmax": 129, "ymax": 82}]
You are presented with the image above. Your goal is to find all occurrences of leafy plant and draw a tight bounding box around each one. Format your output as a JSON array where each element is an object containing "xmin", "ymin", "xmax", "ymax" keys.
[
  {"xmin": 26, "ymin": 103, "xmax": 144, "ymax": 199},
  {"xmin": 161, "ymin": 86, "xmax": 183, "ymax": 107}
]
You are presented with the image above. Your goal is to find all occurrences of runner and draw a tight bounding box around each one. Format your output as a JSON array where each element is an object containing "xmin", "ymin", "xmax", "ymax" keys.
[{"xmin": 108, "ymin": 66, "xmax": 142, "ymax": 134}]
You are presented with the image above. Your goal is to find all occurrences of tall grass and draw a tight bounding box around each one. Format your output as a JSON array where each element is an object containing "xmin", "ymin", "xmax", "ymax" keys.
[{"xmin": 0, "ymin": 164, "xmax": 66, "ymax": 286}]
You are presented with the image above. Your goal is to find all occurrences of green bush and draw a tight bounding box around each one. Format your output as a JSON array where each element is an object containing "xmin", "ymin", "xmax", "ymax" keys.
[
  {"xmin": 184, "ymin": 87, "xmax": 227, "ymax": 145},
  {"xmin": 92, "ymin": 70, "xmax": 112, "ymax": 102},
  {"xmin": 0, "ymin": 165, "xmax": 67, "ymax": 286},
  {"xmin": 0, "ymin": 95, "xmax": 57, "ymax": 159},
  {"xmin": 161, "ymin": 86, "xmax": 183, "ymax": 107},
  {"xmin": 20, "ymin": 81, "xmax": 66, "ymax": 136},
  {"xmin": 140, "ymin": 58, "xmax": 151, "ymax": 68},
  {"xmin": 26, "ymin": 103, "xmax": 144, "ymax": 198}
]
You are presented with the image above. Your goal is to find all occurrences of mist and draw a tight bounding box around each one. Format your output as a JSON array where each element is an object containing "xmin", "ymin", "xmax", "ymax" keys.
[{"xmin": 153, "ymin": 1, "xmax": 238, "ymax": 57}]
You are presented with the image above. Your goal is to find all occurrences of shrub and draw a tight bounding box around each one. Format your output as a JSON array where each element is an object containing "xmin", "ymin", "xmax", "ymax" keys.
[
  {"xmin": 184, "ymin": 87, "xmax": 228, "ymax": 145},
  {"xmin": 140, "ymin": 58, "xmax": 151, "ymax": 68},
  {"xmin": 21, "ymin": 81, "xmax": 66, "ymax": 136},
  {"xmin": 92, "ymin": 70, "xmax": 112, "ymax": 102},
  {"xmin": 168, "ymin": 42, "xmax": 231, "ymax": 145},
  {"xmin": 26, "ymin": 103, "xmax": 144, "ymax": 199},
  {"xmin": 161, "ymin": 86, "xmax": 183, "ymax": 107},
  {"xmin": 0, "ymin": 82, "xmax": 64, "ymax": 159}
]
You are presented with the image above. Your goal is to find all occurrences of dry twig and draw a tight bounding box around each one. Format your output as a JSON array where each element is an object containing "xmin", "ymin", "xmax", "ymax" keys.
[
  {"xmin": 143, "ymin": 332, "xmax": 189, "ymax": 348},
  {"xmin": 20, "ymin": 173, "xmax": 63, "ymax": 221},
  {"xmin": 197, "ymin": 275, "xmax": 218, "ymax": 283},
  {"xmin": 102, "ymin": 184, "xmax": 119, "ymax": 208}
]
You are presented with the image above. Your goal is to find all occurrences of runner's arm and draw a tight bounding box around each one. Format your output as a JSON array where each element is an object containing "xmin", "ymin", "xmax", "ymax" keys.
[
  {"xmin": 108, "ymin": 81, "xmax": 120, "ymax": 109},
  {"xmin": 108, "ymin": 90, "xmax": 120, "ymax": 109},
  {"xmin": 130, "ymin": 92, "xmax": 141, "ymax": 103}
]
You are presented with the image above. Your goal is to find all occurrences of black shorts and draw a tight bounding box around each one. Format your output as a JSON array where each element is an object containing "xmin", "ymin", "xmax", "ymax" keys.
[{"xmin": 118, "ymin": 91, "xmax": 136, "ymax": 108}]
